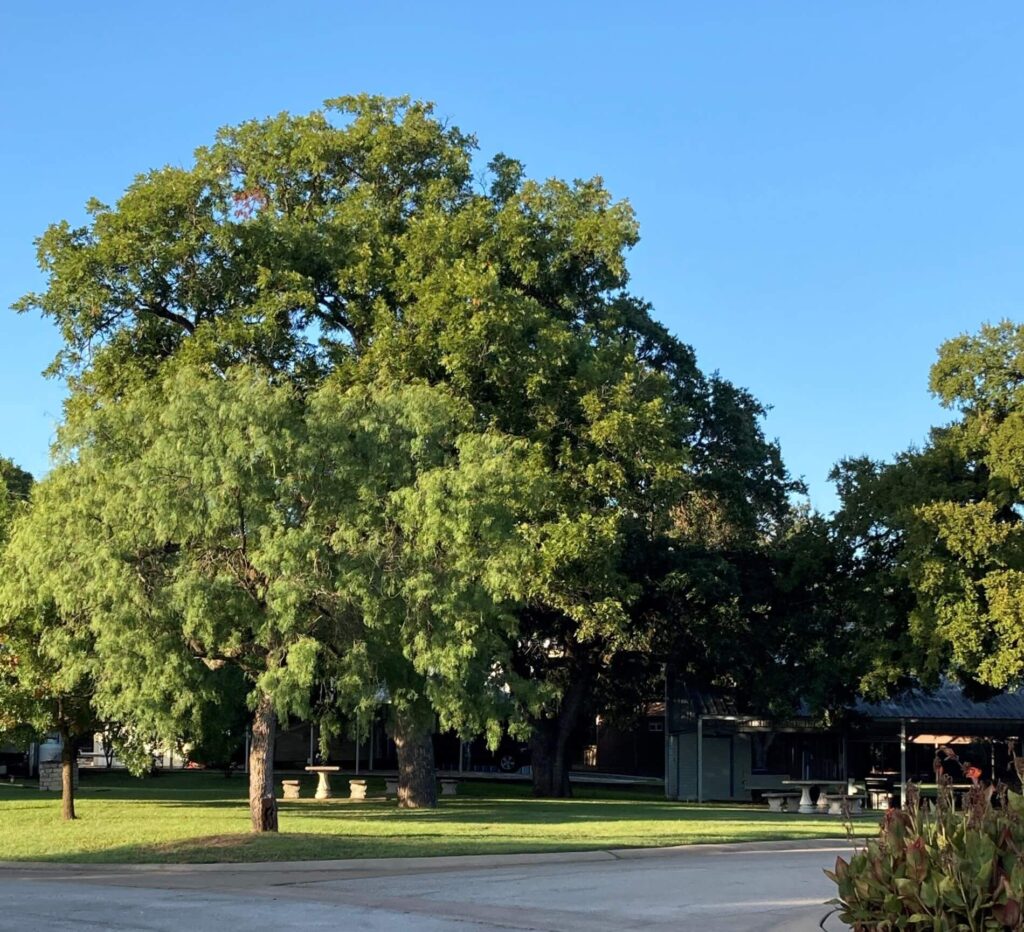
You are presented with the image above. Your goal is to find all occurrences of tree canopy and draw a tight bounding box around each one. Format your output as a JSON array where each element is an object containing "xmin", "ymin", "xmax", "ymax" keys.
[
  {"xmin": 831, "ymin": 321, "xmax": 1024, "ymax": 696},
  {"xmin": 0, "ymin": 461, "xmax": 100, "ymax": 819},
  {"xmin": 12, "ymin": 93, "xmax": 803, "ymax": 810}
]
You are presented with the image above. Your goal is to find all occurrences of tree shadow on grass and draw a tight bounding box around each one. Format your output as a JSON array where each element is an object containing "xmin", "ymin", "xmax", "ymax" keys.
[
  {"xmin": 151, "ymin": 796, "xmax": 874, "ymax": 830},
  {"xmin": 25, "ymin": 831, "xmax": 630, "ymax": 864},
  {"xmin": 22, "ymin": 818, "xmax": 867, "ymax": 865}
]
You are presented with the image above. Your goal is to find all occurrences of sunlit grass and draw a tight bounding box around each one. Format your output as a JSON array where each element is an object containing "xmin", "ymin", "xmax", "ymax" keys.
[{"xmin": 0, "ymin": 770, "xmax": 876, "ymax": 863}]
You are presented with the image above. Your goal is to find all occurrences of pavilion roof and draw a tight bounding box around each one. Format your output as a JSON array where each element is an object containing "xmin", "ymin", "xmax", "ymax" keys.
[{"xmin": 853, "ymin": 680, "xmax": 1024, "ymax": 723}]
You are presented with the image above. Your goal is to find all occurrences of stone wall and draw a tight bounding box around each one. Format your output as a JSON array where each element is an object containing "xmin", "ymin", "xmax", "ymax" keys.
[{"xmin": 39, "ymin": 760, "xmax": 78, "ymax": 792}]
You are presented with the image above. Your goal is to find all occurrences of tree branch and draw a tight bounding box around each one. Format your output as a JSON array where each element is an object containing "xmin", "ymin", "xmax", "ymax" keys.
[{"xmin": 140, "ymin": 303, "xmax": 196, "ymax": 335}]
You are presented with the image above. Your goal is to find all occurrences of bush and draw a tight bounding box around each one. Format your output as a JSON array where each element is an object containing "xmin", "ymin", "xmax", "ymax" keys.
[{"xmin": 827, "ymin": 781, "xmax": 1024, "ymax": 930}]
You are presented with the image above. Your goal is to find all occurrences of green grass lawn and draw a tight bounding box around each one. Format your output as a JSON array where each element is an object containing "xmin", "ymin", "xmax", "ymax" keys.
[{"xmin": 0, "ymin": 770, "xmax": 876, "ymax": 864}]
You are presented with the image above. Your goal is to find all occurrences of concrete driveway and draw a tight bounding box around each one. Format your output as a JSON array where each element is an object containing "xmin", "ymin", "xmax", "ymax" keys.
[{"xmin": 0, "ymin": 839, "xmax": 852, "ymax": 931}]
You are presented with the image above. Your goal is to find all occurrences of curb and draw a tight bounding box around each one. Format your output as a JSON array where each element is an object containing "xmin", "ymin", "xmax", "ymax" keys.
[{"xmin": 0, "ymin": 837, "xmax": 856, "ymax": 876}]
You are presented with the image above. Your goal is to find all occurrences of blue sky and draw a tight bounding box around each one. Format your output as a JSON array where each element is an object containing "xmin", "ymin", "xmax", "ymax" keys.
[{"xmin": 2, "ymin": 2, "xmax": 1022, "ymax": 511}]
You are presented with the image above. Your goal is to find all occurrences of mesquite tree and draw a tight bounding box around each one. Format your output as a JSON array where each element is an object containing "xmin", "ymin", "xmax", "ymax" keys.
[
  {"xmin": 12, "ymin": 370, "xmax": 334, "ymax": 831},
  {"xmin": 306, "ymin": 380, "xmax": 548, "ymax": 808}
]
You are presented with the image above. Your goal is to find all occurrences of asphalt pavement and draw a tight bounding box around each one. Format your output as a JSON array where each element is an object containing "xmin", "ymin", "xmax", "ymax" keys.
[{"xmin": 0, "ymin": 839, "xmax": 853, "ymax": 931}]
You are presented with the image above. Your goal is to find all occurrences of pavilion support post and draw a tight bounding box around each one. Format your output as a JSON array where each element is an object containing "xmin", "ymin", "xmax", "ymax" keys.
[
  {"xmin": 697, "ymin": 716, "xmax": 704, "ymax": 803},
  {"xmin": 900, "ymin": 719, "xmax": 907, "ymax": 809},
  {"xmin": 663, "ymin": 668, "xmax": 671, "ymax": 800},
  {"xmin": 665, "ymin": 733, "xmax": 674, "ymax": 799}
]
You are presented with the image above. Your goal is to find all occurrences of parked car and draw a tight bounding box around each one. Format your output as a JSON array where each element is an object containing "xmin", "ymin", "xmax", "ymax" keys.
[
  {"xmin": 437, "ymin": 729, "xmax": 531, "ymax": 774},
  {"xmin": 490, "ymin": 735, "xmax": 531, "ymax": 774}
]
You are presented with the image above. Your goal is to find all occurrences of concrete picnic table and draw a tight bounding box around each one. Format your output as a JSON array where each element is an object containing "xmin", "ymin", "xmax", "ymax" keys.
[
  {"xmin": 781, "ymin": 779, "xmax": 854, "ymax": 814},
  {"xmin": 305, "ymin": 765, "xmax": 341, "ymax": 800}
]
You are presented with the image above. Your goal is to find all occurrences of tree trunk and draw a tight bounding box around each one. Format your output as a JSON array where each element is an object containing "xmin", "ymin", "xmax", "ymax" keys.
[
  {"xmin": 248, "ymin": 693, "xmax": 278, "ymax": 833},
  {"xmin": 530, "ymin": 674, "xmax": 589, "ymax": 798},
  {"xmin": 393, "ymin": 707, "xmax": 437, "ymax": 809},
  {"xmin": 530, "ymin": 720, "xmax": 570, "ymax": 797},
  {"xmin": 60, "ymin": 728, "xmax": 76, "ymax": 821}
]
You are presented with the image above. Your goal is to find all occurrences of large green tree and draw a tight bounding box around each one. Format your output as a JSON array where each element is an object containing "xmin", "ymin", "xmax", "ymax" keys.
[
  {"xmin": 363, "ymin": 158, "xmax": 797, "ymax": 794},
  {"xmin": 16, "ymin": 94, "xmax": 795, "ymax": 802},
  {"xmin": 22, "ymin": 360, "xmax": 543, "ymax": 822}
]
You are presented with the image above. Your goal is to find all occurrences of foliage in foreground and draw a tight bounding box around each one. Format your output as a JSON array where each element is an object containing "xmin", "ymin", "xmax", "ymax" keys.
[{"xmin": 828, "ymin": 782, "xmax": 1024, "ymax": 931}]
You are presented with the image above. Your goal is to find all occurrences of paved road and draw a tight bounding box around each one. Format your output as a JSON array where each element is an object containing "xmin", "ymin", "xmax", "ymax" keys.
[{"xmin": 0, "ymin": 840, "xmax": 851, "ymax": 931}]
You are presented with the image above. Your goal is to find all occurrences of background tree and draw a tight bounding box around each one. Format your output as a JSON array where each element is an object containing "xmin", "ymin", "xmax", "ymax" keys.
[
  {"xmin": 363, "ymin": 160, "xmax": 798, "ymax": 795},
  {"xmin": 829, "ymin": 320, "xmax": 1023, "ymax": 696},
  {"xmin": 0, "ymin": 458, "xmax": 31, "ymax": 513},
  {"xmin": 0, "ymin": 464, "xmax": 99, "ymax": 820},
  {"xmin": 914, "ymin": 320, "xmax": 1024, "ymax": 688},
  {"xmin": 181, "ymin": 666, "xmax": 250, "ymax": 775}
]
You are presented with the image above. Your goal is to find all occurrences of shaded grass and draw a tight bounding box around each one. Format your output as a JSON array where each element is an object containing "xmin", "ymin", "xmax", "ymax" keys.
[{"xmin": 0, "ymin": 770, "xmax": 876, "ymax": 864}]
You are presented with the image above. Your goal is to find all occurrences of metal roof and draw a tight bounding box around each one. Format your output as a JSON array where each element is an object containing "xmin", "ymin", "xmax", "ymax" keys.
[
  {"xmin": 853, "ymin": 681, "xmax": 1024, "ymax": 723},
  {"xmin": 669, "ymin": 687, "xmax": 743, "ymax": 719}
]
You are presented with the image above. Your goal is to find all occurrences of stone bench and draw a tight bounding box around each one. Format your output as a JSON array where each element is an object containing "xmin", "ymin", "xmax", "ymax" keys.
[
  {"xmin": 440, "ymin": 779, "xmax": 458, "ymax": 797},
  {"xmin": 349, "ymin": 779, "xmax": 368, "ymax": 801},
  {"xmin": 384, "ymin": 777, "xmax": 398, "ymax": 796},
  {"xmin": 281, "ymin": 779, "xmax": 301, "ymax": 800},
  {"xmin": 824, "ymin": 793, "xmax": 863, "ymax": 816},
  {"xmin": 763, "ymin": 792, "xmax": 801, "ymax": 812}
]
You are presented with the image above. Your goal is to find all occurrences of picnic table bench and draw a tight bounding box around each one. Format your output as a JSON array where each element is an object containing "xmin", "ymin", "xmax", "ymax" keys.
[
  {"xmin": 762, "ymin": 792, "xmax": 801, "ymax": 812},
  {"xmin": 783, "ymin": 779, "xmax": 864, "ymax": 814},
  {"xmin": 822, "ymin": 792, "xmax": 864, "ymax": 816}
]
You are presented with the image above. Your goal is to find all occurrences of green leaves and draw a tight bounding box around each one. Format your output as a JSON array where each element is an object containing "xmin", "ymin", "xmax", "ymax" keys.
[
  {"xmin": 829, "ymin": 322, "xmax": 1024, "ymax": 695},
  {"xmin": 9, "ymin": 93, "xmax": 800, "ymax": 778},
  {"xmin": 0, "ymin": 459, "xmax": 102, "ymax": 751}
]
